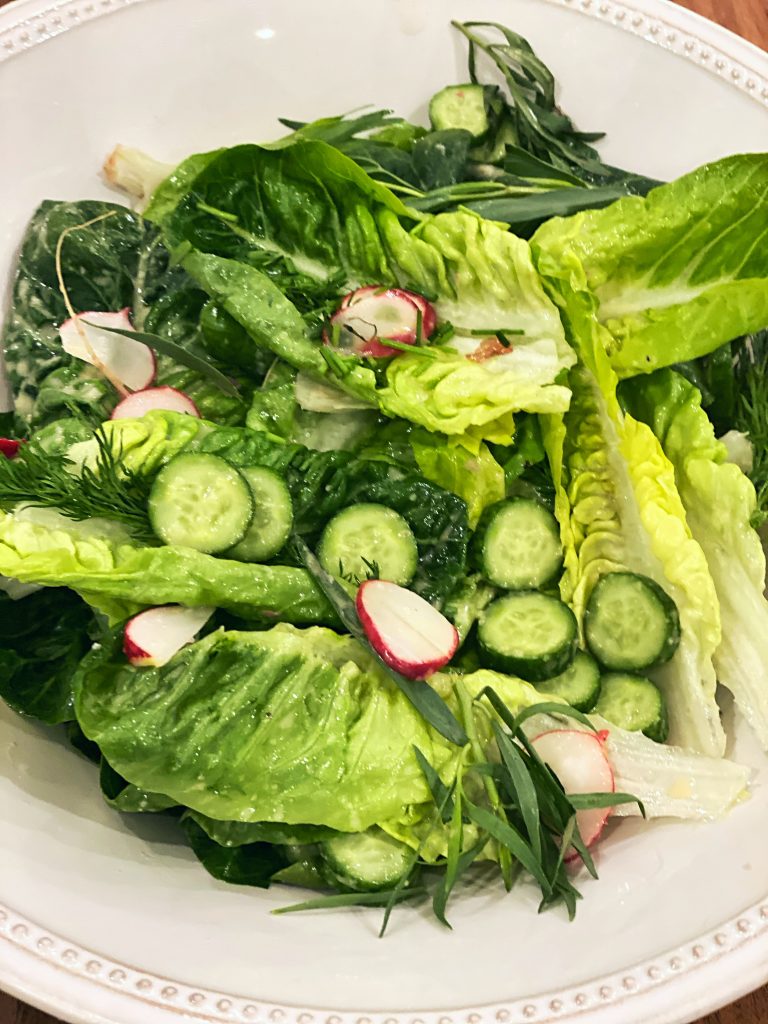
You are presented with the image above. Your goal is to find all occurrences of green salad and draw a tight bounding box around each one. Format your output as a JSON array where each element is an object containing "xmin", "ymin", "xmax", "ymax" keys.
[{"xmin": 0, "ymin": 21, "xmax": 765, "ymax": 929}]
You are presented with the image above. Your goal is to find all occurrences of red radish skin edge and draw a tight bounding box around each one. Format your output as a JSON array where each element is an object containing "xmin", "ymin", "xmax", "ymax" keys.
[
  {"xmin": 530, "ymin": 728, "xmax": 615, "ymax": 863},
  {"xmin": 123, "ymin": 633, "xmax": 152, "ymax": 665},
  {"xmin": 326, "ymin": 286, "xmax": 438, "ymax": 358},
  {"xmin": 0, "ymin": 439, "xmax": 21, "ymax": 460},
  {"xmin": 355, "ymin": 579, "xmax": 459, "ymax": 679},
  {"xmin": 111, "ymin": 386, "xmax": 201, "ymax": 420}
]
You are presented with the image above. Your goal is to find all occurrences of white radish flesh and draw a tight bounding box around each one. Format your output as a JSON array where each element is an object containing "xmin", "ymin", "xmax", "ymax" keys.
[
  {"xmin": 531, "ymin": 728, "xmax": 615, "ymax": 857},
  {"xmin": 123, "ymin": 605, "xmax": 214, "ymax": 667},
  {"xmin": 59, "ymin": 309, "xmax": 155, "ymax": 392},
  {"xmin": 356, "ymin": 579, "xmax": 458, "ymax": 679},
  {"xmin": 111, "ymin": 386, "xmax": 200, "ymax": 420}
]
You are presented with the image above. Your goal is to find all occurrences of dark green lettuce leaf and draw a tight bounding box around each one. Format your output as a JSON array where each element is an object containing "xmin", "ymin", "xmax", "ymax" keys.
[
  {"xmin": 161, "ymin": 141, "xmax": 411, "ymax": 286},
  {"xmin": 0, "ymin": 506, "xmax": 333, "ymax": 626},
  {"xmin": 0, "ymin": 587, "xmax": 94, "ymax": 723},
  {"xmin": 0, "ymin": 200, "xmax": 253, "ymax": 430},
  {"xmin": 186, "ymin": 811, "xmax": 336, "ymax": 846},
  {"xmin": 99, "ymin": 758, "xmax": 177, "ymax": 813},
  {"xmin": 1, "ymin": 201, "xmax": 182, "ymax": 425},
  {"xmin": 182, "ymin": 817, "xmax": 290, "ymax": 888}
]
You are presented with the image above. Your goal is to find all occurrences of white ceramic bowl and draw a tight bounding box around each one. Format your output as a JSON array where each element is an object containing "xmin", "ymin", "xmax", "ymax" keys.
[{"xmin": 0, "ymin": 2, "xmax": 767, "ymax": 1023}]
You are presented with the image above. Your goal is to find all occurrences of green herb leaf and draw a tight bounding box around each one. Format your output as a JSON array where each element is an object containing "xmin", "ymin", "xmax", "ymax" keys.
[
  {"xmin": 0, "ymin": 588, "xmax": 95, "ymax": 724},
  {"xmin": 432, "ymin": 783, "xmax": 465, "ymax": 928},
  {"xmin": 413, "ymin": 745, "xmax": 455, "ymax": 822},
  {"xmin": 273, "ymin": 888, "xmax": 427, "ymax": 915},
  {"xmin": 569, "ymin": 792, "xmax": 646, "ymax": 817},
  {"xmin": 294, "ymin": 537, "xmax": 468, "ymax": 747},
  {"xmin": 87, "ymin": 322, "xmax": 242, "ymax": 398},
  {"xmin": 491, "ymin": 719, "xmax": 542, "ymax": 862},
  {"xmin": 464, "ymin": 799, "xmax": 552, "ymax": 894}
]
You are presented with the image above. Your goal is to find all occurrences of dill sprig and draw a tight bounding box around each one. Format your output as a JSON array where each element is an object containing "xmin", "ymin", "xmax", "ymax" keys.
[
  {"xmin": 0, "ymin": 427, "xmax": 155, "ymax": 541},
  {"xmin": 338, "ymin": 556, "xmax": 380, "ymax": 586}
]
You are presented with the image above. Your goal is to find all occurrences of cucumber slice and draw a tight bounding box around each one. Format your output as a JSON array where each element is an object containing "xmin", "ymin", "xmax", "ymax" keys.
[
  {"xmin": 478, "ymin": 592, "xmax": 577, "ymax": 682},
  {"xmin": 429, "ymin": 84, "xmax": 489, "ymax": 137},
  {"xmin": 317, "ymin": 503, "xmax": 418, "ymax": 585},
  {"xmin": 322, "ymin": 828, "xmax": 412, "ymax": 892},
  {"xmin": 536, "ymin": 651, "xmax": 601, "ymax": 712},
  {"xmin": 149, "ymin": 453, "xmax": 253, "ymax": 554},
  {"xmin": 472, "ymin": 498, "xmax": 563, "ymax": 590},
  {"xmin": 585, "ymin": 572, "xmax": 681, "ymax": 671},
  {"xmin": 227, "ymin": 466, "xmax": 294, "ymax": 562},
  {"xmin": 595, "ymin": 672, "xmax": 669, "ymax": 743}
]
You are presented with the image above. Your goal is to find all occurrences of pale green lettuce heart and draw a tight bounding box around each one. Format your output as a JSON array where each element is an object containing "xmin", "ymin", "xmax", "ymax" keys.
[
  {"xmin": 623, "ymin": 368, "xmax": 768, "ymax": 750},
  {"xmin": 533, "ymin": 154, "xmax": 768, "ymax": 376},
  {"xmin": 409, "ymin": 433, "xmax": 505, "ymax": 529},
  {"xmin": 0, "ymin": 508, "xmax": 331, "ymax": 625},
  {"xmin": 539, "ymin": 258, "xmax": 724, "ymax": 756}
]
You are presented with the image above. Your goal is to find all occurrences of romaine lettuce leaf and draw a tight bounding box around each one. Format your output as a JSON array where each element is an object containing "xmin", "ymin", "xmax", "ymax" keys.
[
  {"xmin": 533, "ymin": 155, "xmax": 768, "ymax": 376},
  {"xmin": 69, "ymin": 408, "xmax": 204, "ymax": 475},
  {"xmin": 527, "ymin": 713, "xmax": 748, "ymax": 821},
  {"xmin": 379, "ymin": 343, "xmax": 570, "ymax": 444},
  {"xmin": 142, "ymin": 149, "xmax": 224, "ymax": 225},
  {"xmin": 359, "ymin": 420, "xmax": 504, "ymax": 528},
  {"xmin": 0, "ymin": 507, "xmax": 332, "ymax": 625},
  {"xmin": 622, "ymin": 368, "xmax": 768, "ymax": 749},
  {"xmin": 74, "ymin": 624, "xmax": 458, "ymax": 831},
  {"xmin": 99, "ymin": 760, "xmax": 177, "ymax": 814},
  {"xmin": 72, "ymin": 624, "xmax": 545, "ymax": 833},
  {"xmin": 163, "ymin": 140, "xmax": 412, "ymax": 280},
  {"xmin": 409, "ymin": 431, "xmax": 505, "ymax": 529},
  {"xmin": 381, "ymin": 208, "xmax": 574, "ymax": 366},
  {"xmin": 540, "ymin": 264, "xmax": 725, "ymax": 756},
  {"xmin": 378, "ymin": 209, "xmax": 575, "ymax": 437}
]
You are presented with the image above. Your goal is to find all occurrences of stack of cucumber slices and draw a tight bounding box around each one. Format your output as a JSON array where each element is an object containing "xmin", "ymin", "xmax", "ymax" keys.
[
  {"xmin": 149, "ymin": 454, "xmax": 294, "ymax": 562},
  {"xmin": 471, "ymin": 498, "xmax": 675, "ymax": 742}
]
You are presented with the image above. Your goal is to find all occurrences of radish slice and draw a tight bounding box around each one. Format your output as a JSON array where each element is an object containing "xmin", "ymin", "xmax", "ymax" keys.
[
  {"xmin": 404, "ymin": 291, "xmax": 437, "ymax": 338},
  {"xmin": 123, "ymin": 605, "xmax": 214, "ymax": 667},
  {"xmin": 111, "ymin": 386, "xmax": 201, "ymax": 421},
  {"xmin": 531, "ymin": 729, "xmax": 615, "ymax": 859},
  {"xmin": 0, "ymin": 439, "xmax": 21, "ymax": 460},
  {"xmin": 356, "ymin": 579, "xmax": 458, "ymax": 679},
  {"xmin": 59, "ymin": 309, "xmax": 156, "ymax": 392},
  {"xmin": 328, "ymin": 286, "xmax": 437, "ymax": 358}
]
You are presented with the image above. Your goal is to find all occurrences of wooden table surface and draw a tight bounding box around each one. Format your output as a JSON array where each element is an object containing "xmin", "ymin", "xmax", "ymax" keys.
[{"xmin": 0, "ymin": 0, "xmax": 766, "ymax": 1021}]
